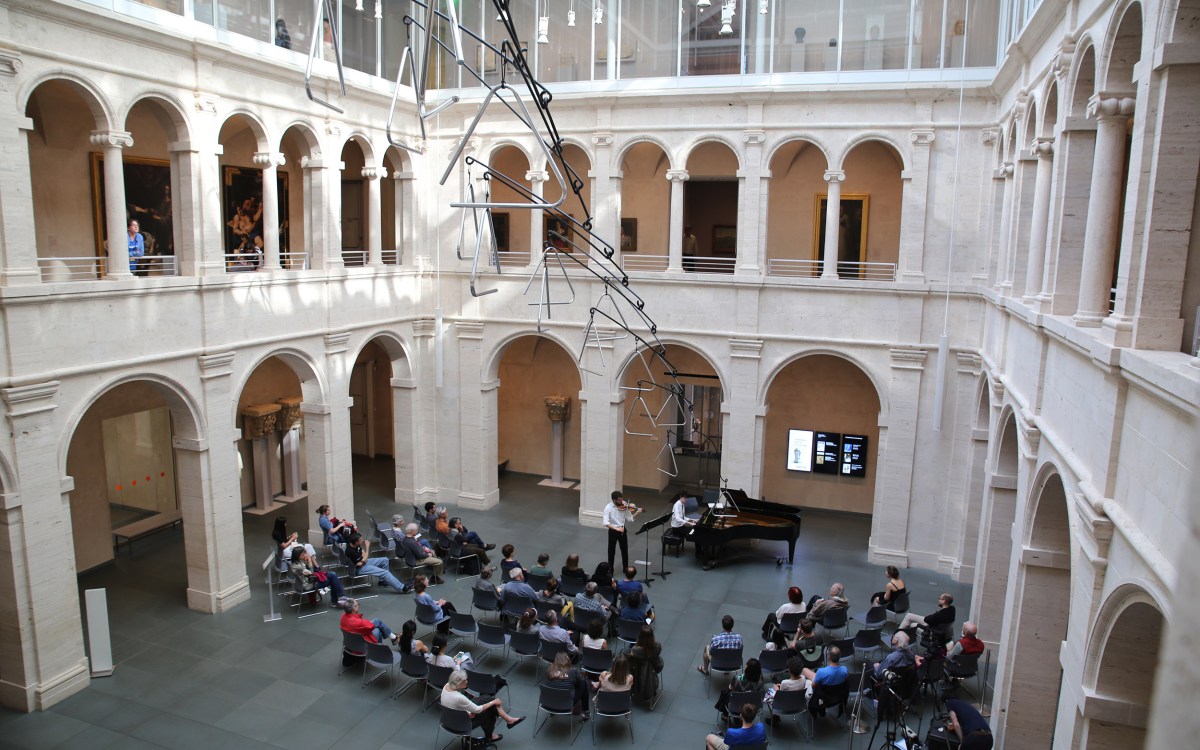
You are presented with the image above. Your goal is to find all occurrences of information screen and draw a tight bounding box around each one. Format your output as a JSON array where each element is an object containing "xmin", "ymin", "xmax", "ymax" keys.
[
  {"xmin": 841, "ymin": 434, "xmax": 869, "ymax": 477},
  {"xmin": 813, "ymin": 431, "xmax": 842, "ymax": 475},
  {"xmin": 786, "ymin": 429, "xmax": 813, "ymax": 472}
]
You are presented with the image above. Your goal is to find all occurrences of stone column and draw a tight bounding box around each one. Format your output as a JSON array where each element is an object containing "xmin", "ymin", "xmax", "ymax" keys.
[
  {"xmin": 666, "ymin": 169, "xmax": 689, "ymax": 272},
  {"xmin": 992, "ymin": 163, "xmax": 1015, "ymax": 289},
  {"xmin": 362, "ymin": 165, "xmax": 384, "ymax": 266},
  {"xmin": 1, "ymin": 97, "xmax": 43, "ymax": 285},
  {"xmin": 1074, "ymin": 95, "xmax": 1135, "ymax": 325},
  {"xmin": 736, "ymin": 128, "xmax": 765, "ymax": 276},
  {"xmin": 722, "ymin": 338, "xmax": 763, "ymax": 491},
  {"xmin": 276, "ymin": 397, "xmax": 304, "ymax": 501},
  {"xmin": 868, "ymin": 348, "xmax": 927, "ymax": 565},
  {"xmin": 1044, "ymin": 116, "xmax": 1094, "ymax": 314},
  {"xmin": 191, "ymin": 351, "xmax": 251, "ymax": 613},
  {"xmin": 543, "ymin": 396, "xmax": 571, "ymax": 485},
  {"xmin": 1022, "ymin": 137, "xmax": 1055, "ymax": 301},
  {"xmin": 456, "ymin": 321, "xmax": 498, "ymax": 509},
  {"xmin": 527, "ymin": 170, "xmax": 548, "ymax": 269},
  {"xmin": 821, "ymin": 170, "xmax": 845, "ymax": 278},
  {"xmin": 396, "ymin": 319, "xmax": 437, "ymax": 507},
  {"xmin": 252, "ymin": 151, "xmax": 285, "ymax": 271},
  {"xmin": 0, "ymin": 383, "xmax": 89, "ymax": 711},
  {"xmin": 90, "ymin": 130, "xmax": 135, "ymax": 278},
  {"xmin": 241, "ymin": 404, "xmax": 280, "ymax": 510},
  {"xmin": 898, "ymin": 129, "xmax": 934, "ymax": 282},
  {"xmin": 307, "ymin": 332, "xmax": 355, "ymax": 522},
  {"xmin": 577, "ymin": 324, "xmax": 621, "ymax": 526},
  {"xmin": 300, "ymin": 155, "xmax": 333, "ymax": 271},
  {"xmin": 392, "ymin": 170, "xmax": 414, "ymax": 264}
]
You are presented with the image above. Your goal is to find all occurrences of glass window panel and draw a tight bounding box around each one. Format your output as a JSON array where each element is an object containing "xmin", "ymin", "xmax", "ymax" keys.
[
  {"xmin": 213, "ymin": 0, "xmax": 271, "ymax": 43},
  {"xmin": 619, "ymin": 1, "xmax": 681, "ymax": 80},
  {"xmin": 911, "ymin": 0, "xmax": 944, "ymax": 68},
  {"xmin": 683, "ymin": 1, "xmax": 741, "ymax": 76},
  {"xmin": 342, "ymin": 0, "xmax": 379, "ymax": 75},
  {"xmin": 745, "ymin": 0, "xmax": 772, "ymax": 74},
  {"xmin": 951, "ymin": 0, "xmax": 999, "ymax": 66},
  {"xmin": 536, "ymin": 0, "xmax": 593, "ymax": 83},
  {"xmin": 381, "ymin": 0, "xmax": 412, "ymax": 82},
  {"xmin": 275, "ymin": 0, "xmax": 318, "ymax": 55},
  {"xmin": 841, "ymin": 0, "xmax": 910, "ymax": 71},
  {"xmin": 133, "ymin": 0, "xmax": 184, "ymax": 13},
  {"xmin": 772, "ymin": 0, "xmax": 841, "ymax": 72},
  {"xmin": 195, "ymin": 0, "xmax": 214, "ymax": 25}
]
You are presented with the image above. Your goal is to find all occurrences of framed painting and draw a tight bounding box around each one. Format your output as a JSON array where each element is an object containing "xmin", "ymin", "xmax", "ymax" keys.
[
  {"xmin": 712, "ymin": 225, "xmax": 736, "ymax": 255},
  {"xmin": 815, "ymin": 194, "xmax": 869, "ymax": 276},
  {"xmin": 490, "ymin": 211, "xmax": 510, "ymax": 253},
  {"xmin": 90, "ymin": 154, "xmax": 173, "ymax": 259},
  {"xmin": 545, "ymin": 213, "xmax": 573, "ymax": 251},
  {"xmin": 221, "ymin": 165, "xmax": 290, "ymax": 254},
  {"xmin": 620, "ymin": 218, "xmax": 638, "ymax": 253}
]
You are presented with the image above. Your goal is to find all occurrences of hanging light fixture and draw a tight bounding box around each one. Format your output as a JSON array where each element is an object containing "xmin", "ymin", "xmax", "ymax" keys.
[
  {"xmin": 594, "ymin": 6, "xmax": 604, "ymax": 24},
  {"xmin": 719, "ymin": 1, "xmax": 735, "ymax": 34},
  {"xmin": 568, "ymin": 0, "xmax": 576, "ymax": 26},
  {"xmin": 354, "ymin": 0, "xmax": 363, "ymax": 11},
  {"xmin": 758, "ymin": 0, "xmax": 768, "ymax": 14},
  {"xmin": 538, "ymin": 15, "xmax": 550, "ymax": 44},
  {"xmin": 375, "ymin": 1, "xmax": 382, "ymax": 20},
  {"xmin": 697, "ymin": 0, "xmax": 711, "ymax": 9}
]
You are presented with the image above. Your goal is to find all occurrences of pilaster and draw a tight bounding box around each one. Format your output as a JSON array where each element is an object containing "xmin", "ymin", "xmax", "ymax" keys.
[
  {"xmin": 898, "ymin": 128, "xmax": 934, "ymax": 282},
  {"xmin": 735, "ymin": 129, "xmax": 765, "ymax": 276},
  {"xmin": 456, "ymin": 322, "xmax": 498, "ymax": 509},
  {"xmin": 869, "ymin": 348, "xmax": 927, "ymax": 565}
]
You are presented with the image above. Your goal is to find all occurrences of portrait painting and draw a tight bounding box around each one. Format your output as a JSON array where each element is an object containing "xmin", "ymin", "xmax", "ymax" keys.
[
  {"xmin": 222, "ymin": 165, "xmax": 290, "ymax": 254},
  {"xmin": 90, "ymin": 154, "xmax": 174, "ymax": 259}
]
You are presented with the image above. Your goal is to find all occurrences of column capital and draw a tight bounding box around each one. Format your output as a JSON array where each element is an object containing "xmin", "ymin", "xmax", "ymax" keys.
[
  {"xmin": 1087, "ymin": 93, "xmax": 1136, "ymax": 121},
  {"xmin": 300, "ymin": 155, "xmax": 327, "ymax": 170},
  {"xmin": 909, "ymin": 128, "xmax": 935, "ymax": 146},
  {"xmin": 2, "ymin": 381, "xmax": 60, "ymax": 414},
  {"xmin": 743, "ymin": 129, "xmax": 766, "ymax": 145},
  {"xmin": 361, "ymin": 166, "xmax": 386, "ymax": 180},
  {"xmin": 392, "ymin": 170, "xmax": 416, "ymax": 181},
  {"xmin": 980, "ymin": 127, "xmax": 998, "ymax": 146},
  {"xmin": 993, "ymin": 162, "xmax": 1014, "ymax": 179},
  {"xmin": 1032, "ymin": 137, "xmax": 1055, "ymax": 158},
  {"xmin": 325, "ymin": 331, "xmax": 352, "ymax": 354},
  {"xmin": 665, "ymin": 169, "xmax": 689, "ymax": 182},
  {"xmin": 412, "ymin": 318, "xmax": 436, "ymax": 338},
  {"xmin": 0, "ymin": 48, "xmax": 23, "ymax": 77},
  {"xmin": 1052, "ymin": 35, "xmax": 1076, "ymax": 80},
  {"xmin": 823, "ymin": 170, "xmax": 846, "ymax": 183},
  {"xmin": 198, "ymin": 351, "xmax": 236, "ymax": 379},
  {"xmin": 591, "ymin": 131, "xmax": 614, "ymax": 147},
  {"xmin": 90, "ymin": 130, "xmax": 133, "ymax": 149},
  {"xmin": 324, "ymin": 119, "xmax": 343, "ymax": 137},
  {"xmin": 525, "ymin": 170, "xmax": 549, "ymax": 183},
  {"xmin": 253, "ymin": 151, "xmax": 286, "ymax": 168}
]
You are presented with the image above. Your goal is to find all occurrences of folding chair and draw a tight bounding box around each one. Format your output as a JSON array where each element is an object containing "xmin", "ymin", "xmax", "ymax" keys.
[
  {"xmin": 769, "ymin": 687, "xmax": 812, "ymax": 739},
  {"xmin": 705, "ymin": 646, "xmax": 744, "ymax": 697},
  {"xmin": 363, "ymin": 641, "xmax": 401, "ymax": 691},
  {"xmin": 885, "ymin": 591, "xmax": 911, "ymax": 624},
  {"xmin": 533, "ymin": 684, "xmax": 583, "ymax": 744},
  {"xmin": 506, "ymin": 630, "xmax": 542, "ymax": 675},
  {"xmin": 339, "ymin": 631, "xmax": 367, "ymax": 675},
  {"xmin": 538, "ymin": 639, "xmax": 571, "ymax": 669},
  {"xmin": 467, "ymin": 668, "xmax": 512, "ymax": 708},
  {"xmin": 853, "ymin": 627, "xmax": 884, "ymax": 663},
  {"xmin": 447, "ymin": 610, "xmax": 478, "ymax": 648},
  {"xmin": 424, "ymin": 663, "xmax": 454, "ymax": 711},
  {"xmin": 526, "ymin": 572, "xmax": 551, "ymax": 592},
  {"xmin": 756, "ymin": 648, "xmax": 791, "ymax": 681},
  {"xmin": 433, "ymin": 707, "xmax": 475, "ymax": 750},
  {"xmin": 580, "ymin": 647, "xmax": 614, "ymax": 680},
  {"xmin": 592, "ymin": 689, "xmax": 634, "ymax": 744},
  {"xmin": 476, "ymin": 621, "xmax": 511, "ymax": 666},
  {"xmin": 851, "ymin": 604, "xmax": 887, "ymax": 631},
  {"xmin": 415, "ymin": 601, "xmax": 451, "ymax": 640},
  {"xmin": 615, "ymin": 618, "xmax": 644, "ymax": 651},
  {"xmin": 472, "ymin": 586, "xmax": 503, "ymax": 621},
  {"xmin": 822, "ymin": 607, "xmax": 849, "ymax": 639},
  {"xmin": 394, "ymin": 650, "xmax": 428, "ymax": 698}
]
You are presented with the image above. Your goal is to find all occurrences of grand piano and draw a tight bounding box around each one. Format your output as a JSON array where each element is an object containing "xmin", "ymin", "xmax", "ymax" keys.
[{"xmin": 690, "ymin": 489, "xmax": 803, "ymax": 569}]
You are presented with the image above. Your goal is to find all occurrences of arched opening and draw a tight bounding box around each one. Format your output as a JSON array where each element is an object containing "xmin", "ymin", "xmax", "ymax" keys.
[
  {"xmin": 619, "ymin": 142, "xmax": 671, "ymax": 267},
  {"xmin": 972, "ymin": 411, "xmax": 1018, "ymax": 634},
  {"xmin": 1003, "ymin": 472, "xmax": 1072, "ymax": 746},
  {"xmin": 956, "ymin": 380, "xmax": 992, "ymax": 580},
  {"xmin": 683, "ymin": 141, "xmax": 739, "ymax": 273},
  {"xmin": 279, "ymin": 123, "xmax": 319, "ymax": 269},
  {"xmin": 382, "ymin": 146, "xmax": 411, "ymax": 264},
  {"xmin": 349, "ymin": 335, "xmax": 415, "ymax": 515},
  {"xmin": 1085, "ymin": 600, "xmax": 1163, "ymax": 748},
  {"xmin": 1051, "ymin": 45, "xmax": 1096, "ymax": 314},
  {"xmin": 838, "ymin": 139, "xmax": 903, "ymax": 276},
  {"xmin": 25, "ymin": 79, "xmax": 107, "ymax": 279},
  {"xmin": 1008, "ymin": 101, "xmax": 1039, "ymax": 296},
  {"xmin": 120, "ymin": 97, "xmax": 187, "ymax": 277},
  {"xmin": 543, "ymin": 142, "xmax": 593, "ymax": 259},
  {"xmin": 496, "ymin": 334, "xmax": 583, "ymax": 493},
  {"xmin": 1025, "ymin": 85, "xmax": 1058, "ymax": 300},
  {"xmin": 487, "ymin": 145, "xmax": 533, "ymax": 265},
  {"xmin": 765, "ymin": 139, "xmax": 830, "ymax": 276},
  {"xmin": 340, "ymin": 138, "xmax": 368, "ymax": 266},
  {"xmin": 235, "ymin": 356, "xmax": 306, "ymax": 517},
  {"xmin": 620, "ymin": 344, "xmax": 723, "ymax": 493},
  {"xmin": 217, "ymin": 114, "xmax": 269, "ymax": 272},
  {"xmin": 760, "ymin": 354, "xmax": 881, "ymax": 513}
]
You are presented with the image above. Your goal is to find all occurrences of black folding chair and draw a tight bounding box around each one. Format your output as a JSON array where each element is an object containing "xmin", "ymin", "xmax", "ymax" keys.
[
  {"xmin": 533, "ymin": 684, "xmax": 583, "ymax": 744},
  {"xmin": 592, "ymin": 689, "xmax": 634, "ymax": 744}
]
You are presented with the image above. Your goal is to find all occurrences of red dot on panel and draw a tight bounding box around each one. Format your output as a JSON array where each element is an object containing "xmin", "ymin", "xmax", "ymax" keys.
[
  {"xmin": 131, "ymin": 480, "xmax": 137, "ymax": 486},
  {"xmin": 116, "ymin": 485, "xmax": 123, "ymax": 491},
  {"xmin": 160, "ymin": 472, "xmax": 165, "ymax": 477},
  {"xmin": 146, "ymin": 476, "xmax": 151, "ymax": 481}
]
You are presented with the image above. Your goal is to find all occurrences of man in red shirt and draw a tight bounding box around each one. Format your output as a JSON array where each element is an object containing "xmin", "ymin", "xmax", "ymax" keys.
[
  {"xmin": 947, "ymin": 621, "xmax": 985, "ymax": 660},
  {"xmin": 339, "ymin": 598, "xmax": 398, "ymax": 645}
]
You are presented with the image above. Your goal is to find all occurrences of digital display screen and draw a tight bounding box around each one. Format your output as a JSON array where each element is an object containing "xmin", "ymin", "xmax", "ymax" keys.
[
  {"xmin": 786, "ymin": 429, "xmax": 813, "ymax": 472},
  {"xmin": 813, "ymin": 432, "xmax": 841, "ymax": 475},
  {"xmin": 841, "ymin": 434, "xmax": 868, "ymax": 477}
]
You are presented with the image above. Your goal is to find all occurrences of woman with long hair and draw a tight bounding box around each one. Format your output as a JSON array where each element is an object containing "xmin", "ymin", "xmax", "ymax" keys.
[
  {"xmin": 396, "ymin": 619, "xmax": 428, "ymax": 655},
  {"xmin": 544, "ymin": 651, "xmax": 590, "ymax": 718},
  {"xmin": 596, "ymin": 653, "xmax": 634, "ymax": 692}
]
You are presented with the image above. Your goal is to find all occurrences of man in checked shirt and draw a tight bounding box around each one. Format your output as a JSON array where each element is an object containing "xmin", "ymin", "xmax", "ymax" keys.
[{"xmin": 698, "ymin": 614, "xmax": 743, "ymax": 675}]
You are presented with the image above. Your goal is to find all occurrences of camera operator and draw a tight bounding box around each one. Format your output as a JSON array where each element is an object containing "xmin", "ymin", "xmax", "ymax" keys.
[
  {"xmin": 946, "ymin": 698, "xmax": 992, "ymax": 749},
  {"xmin": 873, "ymin": 630, "xmax": 916, "ymax": 682}
]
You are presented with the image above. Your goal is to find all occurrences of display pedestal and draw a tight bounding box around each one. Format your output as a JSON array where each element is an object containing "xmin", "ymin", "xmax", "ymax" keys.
[
  {"xmin": 824, "ymin": 45, "xmax": 838, "ymax": 71},
  {"xmin": 538, "ymin": 395, "xmax": 577, "ymax": 489},
  {"xmin": 864, "ymin": 40, "xmax": 883, "ymax": 69},
  {"xmin": 791, "ymin": 42, "xmax": 806, "ymax": 72}
]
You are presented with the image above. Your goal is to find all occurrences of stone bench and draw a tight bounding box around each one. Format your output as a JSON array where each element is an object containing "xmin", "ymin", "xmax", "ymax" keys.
[{"xmin": 112, "ymin": 509, "xmax": 183, "ymax": 554}]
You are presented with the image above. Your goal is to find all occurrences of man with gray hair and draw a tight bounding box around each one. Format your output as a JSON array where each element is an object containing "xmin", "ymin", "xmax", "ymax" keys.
[
  {"xmin": 539, "ymin": 610, "xmax": 578, "ymax": 656},
  {"xmin": 339, "ymin": 598, "xmax": 397, "ymax": 645},
  {"xmin": 400, "ymin": 522, "xmax": 444, "ymax": 584},
  {"xmin": 873, "ymin": 630, "xmax": 916, "ymax": 680},
  {"xmin": 440, "ymin": 668, "xmax": 525, "ymax": 743}
]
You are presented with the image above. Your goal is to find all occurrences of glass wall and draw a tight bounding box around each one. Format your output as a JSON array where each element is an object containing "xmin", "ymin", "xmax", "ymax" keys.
[
  {"xmin": 618, "ymin": 1, "xmax": 680, "ymax": 79},
  {"xmin": 771, "ymin": 0, "xmax": 841, "ymax": 72}
]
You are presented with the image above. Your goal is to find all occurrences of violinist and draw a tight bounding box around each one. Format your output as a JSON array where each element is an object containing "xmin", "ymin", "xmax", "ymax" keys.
[{"xmin": 602, "ymin": 490, "xmax": 643, "ymax": 572}]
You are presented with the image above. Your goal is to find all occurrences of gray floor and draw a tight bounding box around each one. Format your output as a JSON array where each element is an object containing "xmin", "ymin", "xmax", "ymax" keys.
[{"xmin": 0, "ymin": 457, "xmax": 981, "ymax": 750}]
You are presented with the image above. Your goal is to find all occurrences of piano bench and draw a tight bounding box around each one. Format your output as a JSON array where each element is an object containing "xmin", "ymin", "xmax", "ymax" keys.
[{"xmin": 662, "ymin": 529, "xmax": 685, "ymax": 557}]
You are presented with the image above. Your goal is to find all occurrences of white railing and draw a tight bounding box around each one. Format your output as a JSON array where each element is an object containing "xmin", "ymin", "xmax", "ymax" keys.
[
  {"xmin": 688, "ymin": 257, "xmax": 736, "ymax": 273},
  {"xmin": 622, "ymin": 254, "xmax": 669, "ymax": 272},
  {"xmin": 342, "ymin": 249, "xmax": 367, "ymax": 266},
  {"xmin": 224, "ymin": 252, "xmax": 263, "ymax": 272},
  {"xmin": 37, "ymin": 255, "xmax": 181, "ymax": 281},
  {"xmin": 280, "ymin": 251, "xmax": 308, "ymax": 270},
  {"xmin": 767, "ymin": 258, "xmax": 897, "ymax": 282},
  {"xmin": 495, "ymin": 251, "xmax": 531, "ymax": 268},
  {"xmin": 382, "ymin": 250, "xmax": 400, "ymax": 265}
]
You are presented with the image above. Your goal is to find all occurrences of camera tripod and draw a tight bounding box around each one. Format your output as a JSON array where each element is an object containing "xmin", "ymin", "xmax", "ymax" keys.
[{"xmin": 865, "ymin": 682, "xmax": 924, "ymax": 750}]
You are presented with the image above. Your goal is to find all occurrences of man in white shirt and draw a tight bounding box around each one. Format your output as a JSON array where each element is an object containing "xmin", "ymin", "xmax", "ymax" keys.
[
  {"xmin": 440, "ymin": 669, "xmax": 524, "ymax": 743},
  {"xmin": 603, "ymin": 490, "xmax": 642, "ymax": 572},
  {"xmin": 671, "ymin": 490, "xmax": 698, "ymax": 529}
]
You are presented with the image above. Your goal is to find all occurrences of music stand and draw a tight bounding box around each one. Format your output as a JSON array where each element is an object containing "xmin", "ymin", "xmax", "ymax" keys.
[{"xmin": 635, "ymin": 511, "xmax": 673, "ymax": 583}]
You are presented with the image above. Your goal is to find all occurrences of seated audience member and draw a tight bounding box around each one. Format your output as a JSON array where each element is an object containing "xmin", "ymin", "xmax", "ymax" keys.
[
  {"xmin": 513, "ymin": 608, "xmax": 540, "ymax": 635},
  {"xmin": 870, "ymin": 565, "xmax": 908, "ymax": 610},
  {"xmin": 898, "ymin": 593, "xmax": 956, "ymax": 643},
  {"xmin": 433, "ymin": 507, "xmax": 451, "ymax": 536},
  {"xmin": 807, "ymin": 583, "xmax": 850, "ymax": 642},
  {"xmin": 427, "ymin": 632, "xmax": 457, "ymax": 668},
  {"xmin": 872, "ymin": 631, "xmax": 916, "ymax": 688},
  {"xmin": 272, "ymin": 516, "xmax": 315, "ymax": 563},
  {"xmin": 412, "ymin": 574, "xmax": 456, "ymax": 633},
  {"xmin": 344, "ymin": 532, "xmax": 411, "ymax": 594},
  {"xmin": 499, "ymin": 544, "xmax": 522, "ymax": 580},
  {"xmin": 574, "ymin": 581, "xmax": 615, "ymax": 623},
  {"xmin": 946, "ymin": 698, "xmax": 993, "ymax": 750},
  {"xmin": 764, "ymin": 628, "xmax": 792, "ymax": 654},
  {"xmin": 615, "ymin": 566, "xmax": 645, "ymax": 599},
  {"xmin": 446, "ymin": 516, "xmax": 490, "ymax": 564},
  {"xmin": 581, "ymin": 618, "xmax": 608, "ymax": 651},
  {"xmin": 589, "ymin": 561, "xmax": 618, "ymax": 599},
  {"xmin": 399, "ymin": 523, "xmax": 445, "ymax": 584},
  {"xmin": 561, "ymin": 553, "xmax": 590, "ymax": 583},
  {"xmin": 389, "ymin": 514, "xmax": 406, "ymax": 539},
  {"xmin": 706, "ymin": 703, "xmax": 766, "ymax": 750},
  {"xmin": 474, "ymin": 565, "xmax": 502, "ymax": 605},
  {"xmin": 801, "ymin": 643, "xmax": 849, "ymax": 691},
  {"xmin": 762, "ymin": 585, "xmax": 806, "ymax": 640},
  {"xmin": 717, "ymin": 657, "xmax": 765, "ymax": 717},
  {"xmin": 630, "ymin": 625, "xmax": 663, "ymax": 672},
  {"xmin": 594, "ymin": 652, "xmax": 634, "ymax": 693},
  {"xmin": 440, "ymin": 669, "xmax": 525, "ymax": 745},
  {"xmin": 765, "ymin": 656, "xmax": 809, "ymax": 713},
  {"xmin": 538, "ymin": 577, "xmax": 566, "ymax": 609},
  {"xmin": 544, "ymin": 652, "xmax": 590, "ymax": 718},
  {"xmin": 290, "ymin": 547, "xmax": 346, "ymax": 606},
  {"xmin": 698, "ymin": 614, "xmax": 743, "ymax": 675},
  {"xmin": 538, "ymin": 610, "xmax": 578, "ymax": 656},
  {"xmin": 423, "ymin": 501, "xmax": 438, "ymax": 527},
  {"xmin": 451, "ymin": 517, "xmax": 494, "ymax": 551},
  {"xmin": 339, "ymin": 598, "xmax": 397, "ymax": 644},
  {"xmin": 397, "ymin": 620, "xmax": 429, "ymax": 655},
  {"xmin": 529, "ymin": 553, "xmax": 554, "ymax": 577},
  {"xmin": 316, "ymin": 504, "xmax": 354, "ymax": 545},
  {"xmin": 790, "ymin": 618, "xmax": 819, "ymax": 654},
  {"xmin": 500, "ymin": 567, "xmax": 538, "ymax": 605},
  {"xmin": 620, "ymin": 591, "xmax": 653, "ymax": 623},
  {"xmin": 629, "ymin": 625, "xmax": 664, "ymax": 704},
  {"xmin": 947, "ymin": 621, "xmax": 985, "ymax": 661}
]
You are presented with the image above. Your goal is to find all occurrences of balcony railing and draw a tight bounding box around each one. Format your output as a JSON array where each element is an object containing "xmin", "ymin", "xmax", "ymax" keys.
[
  {"xmin": 767, "ymin": 259, "xmax": 897, "ymax": 282},
  {"xmin": 37, "ymin": 255, "xmax": 180, "ymax": 281}
]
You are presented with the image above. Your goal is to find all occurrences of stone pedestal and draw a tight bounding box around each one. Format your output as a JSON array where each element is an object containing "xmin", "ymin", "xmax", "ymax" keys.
[
  {"xmin": 241, "ymin": 404, "xmax": 280, "ymax": 513},
  {"xmin": 539, "ymin": 395, "xmax": 576, "ymax": 489}
]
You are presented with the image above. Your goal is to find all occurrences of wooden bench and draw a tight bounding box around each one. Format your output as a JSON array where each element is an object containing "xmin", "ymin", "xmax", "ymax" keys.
[
  {"xmin": 112, "ymin": 509, "xmax": 183, "ymax": 554},
  {"xmin": 498, "ymin": 457, "xmax": 510, "ymax": 475}
]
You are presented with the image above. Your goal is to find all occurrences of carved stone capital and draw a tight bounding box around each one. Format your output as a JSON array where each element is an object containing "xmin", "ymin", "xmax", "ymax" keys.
[
  {"xmin": 90, "ymin": 130, "xmax": 134, "ymax": 149},
  {"xmin": 981, "ymin": 127, "xmax": 998, "ymax": 146},
  {"xmin": 412, "ymin": 318, "xmax": 436, "ymax": 338},
  {"xmin": 361, "ymin": 166, "xmax": 385, "ymax": 180},
  {"xmin": 1033, "ymin": 137, "xmax": 1055, "ymax": 158},
  {"xmin": 910, "ymin": 128, "xmax": 935, "ymax": 146},
  {"xmin": 525, "ymin": 170, "xmax": 549, "ymax": 183},
  {"xmin": 544, "ymin": 395, "xmax": 571, "ymax": 422},
  {"xmin": 743, "ymin": 129, "xmax": 766, "ymax": 145},
  {"xmin": 591, "ymin": 131, "xmax": 613, "ymax": 147},
  {"xmin": 665, "ymin": 169, "xmax": 690, "ymax": 182},
  {"xmin": 193, "ymin": 92, "xmax": 219, "ymax": 114},
  {"xmin": 253, "ymin": 151, "xmax": 286, "ymax": 169},
  {"xmin": 993, "ymin": 162, "xmax": 1014, "ymax": 179},
  {"xmin": 276, "ymin": 397, "xmax": 303, "ymax": 430},
  {"xmin": 241, "ymin": 404, "xmax": 281, "ymax": 439},
  {"xmin": 0, "ymin": 49, "xmax": 22, "ymax": 77},
  {"xmin": 1087, "ymin": 94, "xmax": 1136, "ymax": 121},
  {"xmin": 823, "ymin": 170, "xmax": 846, "ymax": 184}
]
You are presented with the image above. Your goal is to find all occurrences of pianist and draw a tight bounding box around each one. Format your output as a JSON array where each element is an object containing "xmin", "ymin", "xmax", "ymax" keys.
[{"xmin": 671, "ymin": 490, "xmax": 698, "ymax": 529}]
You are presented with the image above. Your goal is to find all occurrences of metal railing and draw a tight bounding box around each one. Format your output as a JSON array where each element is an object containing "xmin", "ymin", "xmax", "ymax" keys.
[
  {"xmin": 343, "ymin": 250, "xmax": 405, "ymax": 266},
  {"xmin": 494, "ymin": 251, "xmax": 531, "ymax": 268},
  {"xmin": 280, "ymin": 251, "xmax": 309, "ymax": 270},
  {"xmin": 687, "ymin": 257, "xmax": 736, "ymax": 273},
  {"xmin": 767, "ymin": 258, "xmax": 897, "ymax": 281},
  {"xmin": 225, "ymin": 252, "xmax": 263, "ymax": 272},
  {"xmin": 37, "ymin": 255, "xmax": 182, "ymax": 281},
  {"xmin": 382, "ymin": 249, "xmax": 400, "ymax": 265},
  {"xmin": 622, "ymin": 254, "xmax": 668, "ymax": 272}
]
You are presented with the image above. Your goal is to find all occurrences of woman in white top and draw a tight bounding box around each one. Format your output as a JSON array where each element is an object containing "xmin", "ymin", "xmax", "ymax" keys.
[
  {"xmin": 427, "ymin": 633, "xmax": 457, "ymax": 668},
  {"xmin": 581, "ymin": 617, "xmax": 608, "ymax": 650}
]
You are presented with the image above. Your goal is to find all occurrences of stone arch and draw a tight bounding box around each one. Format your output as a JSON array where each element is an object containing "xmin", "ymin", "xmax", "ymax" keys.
[
  {"xmin": 766, "ymin": 138, "xmax": 832, "ymax": 269},
  {"xmin": 484, "ymin": 139, "xmax": 537, "ymax": 170},
  {"xmin": 1158, "ymin": 0, "xmax": 1200, "ymax": 43},
  {"xmin": 279, "ymin": 120, "xmax": 323, "ymax": 269},
  {"xmin": 218, "ymin": 109, "xmax": 270, "ymax": 153},
  {"xmin": 1039, "ymin": 80, "xmax": 1060, "ymax": 138},
  {"xmin": 485, "ymin": 143, "xmax": 535, "ymax": 255},
  {"xmin": 233, "ymin": 347, "xmax": 327, "ymax": 424},
  {"xmin": 484, "ymin": 329, "xmax": 584, "ymax": 384},
  {"xmin": 351, "ymin": 329, "xmax": 413, "ymax": 380},
  {"xmin": 971, "ymin": 407, "xmax": 1020, "ymax": 634},
  {"xmin": 1023, "ymin": 99, "xmax": 1040, "ymax": 148},
  {"xmin": 341, "ymin": 131, "xmax": 377, "ymax": 166},
  {"xmin": 1003, "ymin": 118, "xmax": 1019, "ymax": 163},
  {"xmin": 19, "ymin": 70, "xmax": 114, "ymax": 131},
  {"xmin": 339, "ymin": 137, "xmax": 371, "ymax": 263},
  {"xmin": 835, "ymin": 133, "xmax": 911, "ymax": 172},
  {"xmin": 618, "ymin": 140, "xmax": 672, "ymax": 256},
  {"xmin": 841, "ymin": 139, "xmax": 904, "ymax": 269},
  {"xmin": 757, "ymin": 349, "xmax": 889, "ymax": 415},
  {"xmin": 679, "ymin": 135, "xmax": 743, "ymax": 172},
  {"xmin": 382, "ymin": 145, "xmax": 413, "ymax": 261},
  {"xmin": 543, "ymin": 141, "xmax": 593, "ymax": 221},
  {"xmin": 1101, "ymin": 1, "xmax": 1144, "ymax": 92},
  {"xmin": 276, "ymin": 118, "xmax": 323, "ymax": 157},
  {"xmin": 613, "ymin": 136, "xmax": 676, "ymax": 173},
  {"xmin": 0, "ymin": 448, "xmax": 15, "ymax": 496},
  {"xmin": 763, "ymin": 136, "xmax": 832, "ymax": 173},
  {"xmin": 1069, "ymin": 41, "xmax": 1098, "ymax": 116},
  {"xmin": 614, "ymin": 339, "xmax": 731, "ymax": 401},
  {"xmin": 347, "ymin": 331, "xmax": 412, "ymax": 483}
]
